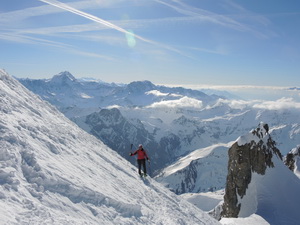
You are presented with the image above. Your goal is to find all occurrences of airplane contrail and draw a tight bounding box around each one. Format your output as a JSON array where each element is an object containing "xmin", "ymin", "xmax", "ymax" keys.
[{"xmin": 38, "ymin": 0, "xmax": 190, "ymax": 57}]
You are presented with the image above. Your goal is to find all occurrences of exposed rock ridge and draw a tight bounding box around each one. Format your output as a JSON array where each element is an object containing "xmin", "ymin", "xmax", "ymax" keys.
[
  {"xmin": 221, "ymin": 122, "xmax": 282, "ymax": 218},
  {"xmin": 284, "ymin": 145, "xmax": 300, "ymax": 172}
]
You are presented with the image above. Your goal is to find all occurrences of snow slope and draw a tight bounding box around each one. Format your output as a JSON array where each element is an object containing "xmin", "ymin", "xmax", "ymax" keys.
[
  {"xmin": 235, "ymin": 154, "xmax": 300, "ymax": 225},
  {"xmin": 180, "ymin": 191, "xmax": 271, "ymax": 225},
  {"xmin": 0, "ymin": 69, "xmax": 220, "ymax": 224},
  {"xmin": 155, "ymin": 142, "xmax": 234, "ymax": 193}
]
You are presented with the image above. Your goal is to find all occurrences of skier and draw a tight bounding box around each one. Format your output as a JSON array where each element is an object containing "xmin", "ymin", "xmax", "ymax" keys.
[{"xmin": 130, "ymin": 144, "xmax": 150, "ymax": 177}]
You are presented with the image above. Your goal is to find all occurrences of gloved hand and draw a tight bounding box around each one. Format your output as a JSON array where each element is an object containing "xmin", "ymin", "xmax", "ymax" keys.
[{"xmin": 129, "ymin": 152, "xmax": 133, "ymax": 156}]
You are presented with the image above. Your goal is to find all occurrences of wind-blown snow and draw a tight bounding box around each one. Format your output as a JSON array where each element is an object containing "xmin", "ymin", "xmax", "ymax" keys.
[{"xmin": 0, "ymin": 69, "xmax": 219, "ymax": 224}]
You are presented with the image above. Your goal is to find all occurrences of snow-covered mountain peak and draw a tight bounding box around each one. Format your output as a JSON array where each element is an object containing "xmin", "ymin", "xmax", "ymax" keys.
[
  {"xmin": 50, "ymin": 71, "xmax": 76, "ymax": 84},
  {"xmin": 237, "ymin": 122, "xmax": 269, "ymax": 146},
  {"xmin": 127, "ymin": 80, "xmax": 156, "ymax": 93},
  {"xmin": 0, "ymin": 68, "xmax": 7, "ymax": 76}
]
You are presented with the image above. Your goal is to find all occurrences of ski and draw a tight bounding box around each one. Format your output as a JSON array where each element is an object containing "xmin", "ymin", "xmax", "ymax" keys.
[{"xmin": 140, "ymin": 173, "xmax": 147, "ymax": 178}]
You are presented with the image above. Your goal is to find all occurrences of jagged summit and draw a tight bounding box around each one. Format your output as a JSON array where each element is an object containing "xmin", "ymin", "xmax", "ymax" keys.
[
  {"xmin": 220, "ymin": 123, "xmax": 300, "ymax": 225},
  {"xmin": 222, "ymin": 123, "xmax": 282, "ymax": 218},
  {"xmin": 237, "ymin": 122, "xmax": 268, "ymax": 144},
  {"xmin": 50, "ymin": 71, "xmax": 76, "ymax": 84}
]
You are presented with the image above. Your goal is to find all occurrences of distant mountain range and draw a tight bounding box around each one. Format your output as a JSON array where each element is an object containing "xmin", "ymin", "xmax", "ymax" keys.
[
  {"xmin": 19, "ymin": 71, "xmax": 218, "ymax": 117},
  {"xmin": 19, "ymin": 71, "xmax": 300, "ymax": 188}
]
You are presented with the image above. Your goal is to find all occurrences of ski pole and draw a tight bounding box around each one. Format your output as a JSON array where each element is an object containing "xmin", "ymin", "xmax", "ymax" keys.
[
  {"xmin": 128, "ymin": 144, "xmax": 133, "ymax": 162},
  {"xmin": 148, "ymin": 160, "xmax": 151, "ymax": 177},
  {"xmin": 130, "ymin": 143, "xmax": 137, "ymax": 166}
]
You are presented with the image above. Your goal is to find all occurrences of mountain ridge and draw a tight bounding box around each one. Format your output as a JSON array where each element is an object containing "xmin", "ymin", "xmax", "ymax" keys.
[
  {"xmin": 220, "ymin": 123, "xmax": 300, "ymax": 225},
  {"xmin": 18, "ymin": 71, "xmax": 300, "ymax": 186}
]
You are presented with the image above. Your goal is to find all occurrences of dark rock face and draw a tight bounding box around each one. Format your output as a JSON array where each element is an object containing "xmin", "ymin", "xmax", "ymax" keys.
[
  {"xmin": 221, "ymin": 123, "xmax": 282, "ymax": 218},
  {"xmin": 285, "ymin": 153, "xmax": 296, "ymax": 171},
  {"xmin": 176, "ymin": 161, "xmax": 198, "ymax": 194},
  {"xmin": 78, "ymin": 108, "xmax": 180, "ymax": 173},
  {"xmin": 284, "ymin": 146, "xmax": 300, "ymax": 172}
]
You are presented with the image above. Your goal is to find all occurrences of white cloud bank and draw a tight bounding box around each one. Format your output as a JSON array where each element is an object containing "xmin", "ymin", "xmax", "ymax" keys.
[
  {"xmin": 147, "ymin": 96, "xmax": 203, "ymax": 109},
  {"xmin": 161, "ymin": 83, "xmax": 300, "ymax": 102},
  {"xmin": 146, "ymin": 90, "xmax": 182, "ymax": 97},
  {"xmin": 253, "ymin": 97, "xmax": 300, "ymax": 110},
  {"xmin": 215, "ymin": 97, "xmax": 300, "ymax": 110},
  {"xmin": 146, "ymin": 90, "xmax": 169, "ymax": 97}
]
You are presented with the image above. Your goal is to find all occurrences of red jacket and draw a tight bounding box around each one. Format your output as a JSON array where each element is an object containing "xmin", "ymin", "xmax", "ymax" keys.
[{"xmin": 132, "ymin": 148, "xmax": 149, "ymax": 160}]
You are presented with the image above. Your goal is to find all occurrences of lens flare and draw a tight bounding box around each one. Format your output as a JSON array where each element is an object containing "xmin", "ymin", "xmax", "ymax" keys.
[{"xmin": 126, "ymin": 29, "xmax": 136, "ymax": 48}]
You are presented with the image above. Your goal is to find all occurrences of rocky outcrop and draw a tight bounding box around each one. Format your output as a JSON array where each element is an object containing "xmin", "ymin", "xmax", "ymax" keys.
[
  {"xmin": 221, "ymin": 122, "xmax": 282, "ymax": 218},
  {"xmin": 284, "ymin": 146, "xmax": 300, "ymax": 172}
]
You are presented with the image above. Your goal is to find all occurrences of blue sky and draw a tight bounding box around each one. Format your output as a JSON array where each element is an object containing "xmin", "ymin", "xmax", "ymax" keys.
[{"xmin": 1, "ymin": 0, "xmax": 300, "ymax": 90}]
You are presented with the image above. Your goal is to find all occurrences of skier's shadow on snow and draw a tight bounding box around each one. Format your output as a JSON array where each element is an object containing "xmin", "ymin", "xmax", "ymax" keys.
[{"xmin": 141, "ymin": 177, "xmax": 150, "ymax": 186}]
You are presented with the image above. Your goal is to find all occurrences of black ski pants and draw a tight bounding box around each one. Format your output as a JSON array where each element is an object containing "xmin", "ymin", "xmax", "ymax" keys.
[{"xmin": 137, "ymin": 159, "xmax": 147, "ymax": 175}]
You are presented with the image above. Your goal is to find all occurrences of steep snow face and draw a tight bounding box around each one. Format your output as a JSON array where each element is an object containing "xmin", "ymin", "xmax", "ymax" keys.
[
  {"xmin": 238, "ymin": 159, "xmax": 300, "ymax": 225},
  {"xmin": 221, "ymin": 123, "xmax": 300, "ymax": 225},
  {"xmin": 0, "ymin": 70, "xmax": 220, "ymax": 224},
  {"xmin": 155, "ymin": 142, "xmax": 233, "ymax": 194}
]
